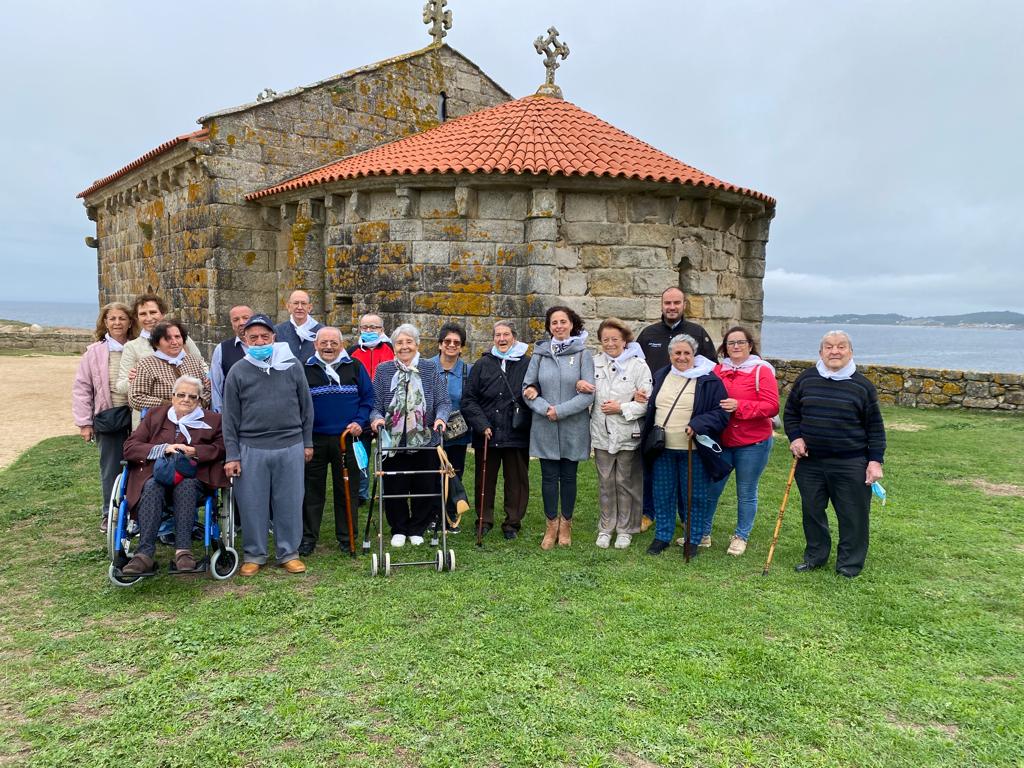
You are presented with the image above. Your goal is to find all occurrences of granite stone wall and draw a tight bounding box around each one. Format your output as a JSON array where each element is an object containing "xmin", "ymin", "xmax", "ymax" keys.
[
  {"xmin": 0, "ymin": 329, "xmax": 92, "ymax": 355},
  {"xmin": 770, "ymin": 359, "xmax": 1024, "ymax": 412}
]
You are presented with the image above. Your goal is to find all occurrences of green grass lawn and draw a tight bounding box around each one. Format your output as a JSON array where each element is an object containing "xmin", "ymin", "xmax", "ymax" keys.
[{"xmin": 1, "ymin": 406, "xmax": 1022, "ymax": 767}]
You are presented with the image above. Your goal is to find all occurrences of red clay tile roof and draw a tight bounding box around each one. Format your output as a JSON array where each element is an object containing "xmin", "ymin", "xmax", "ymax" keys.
[
  {"xmin": 247, "ymin": 95, "xmax": 773, "ymax": 205},
  {"xmin": 77, "ymin": 130, "xmax": 210, "ymax": 199}
]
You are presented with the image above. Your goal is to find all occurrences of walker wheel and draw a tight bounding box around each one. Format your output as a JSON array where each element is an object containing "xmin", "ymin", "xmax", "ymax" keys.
[
  {"xmin": 435, "ymin": 549, "xmax": 444, "ymax": 572},
  {"xmin": 446, "ymin": 549, "xmax": 456, "ymax": 572},
  {"xmin": 384, "ymin": 552, "xmax": 392, "ymax": 577},
  {"xmin": 370, "ymin": 553, "xmax": 379, "ymax": 577}
]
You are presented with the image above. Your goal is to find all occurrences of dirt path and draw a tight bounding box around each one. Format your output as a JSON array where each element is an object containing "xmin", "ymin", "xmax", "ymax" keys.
[{"xmin": 0, "ymin": 356, "xmax": 80, "ymax": 468}]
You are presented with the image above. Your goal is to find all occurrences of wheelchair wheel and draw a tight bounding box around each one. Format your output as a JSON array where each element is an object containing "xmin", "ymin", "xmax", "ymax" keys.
[
  {"xmin": 446, "ymin": 549, "xmax": 456, "ymax": 572},
  {"xmin": 210, "ymin": 546, "xmax": 239, "ymax": 580},
  {"xmin": 370, "ymin": 553, "xmax": 378, "ymax": 577},
  {"xmin": 108, "ymin": 562, "xmax": 142, "ymax": 588},
  {"xmin": 105, "ymin": 498, "xmax": 119, "ymax": 562}
]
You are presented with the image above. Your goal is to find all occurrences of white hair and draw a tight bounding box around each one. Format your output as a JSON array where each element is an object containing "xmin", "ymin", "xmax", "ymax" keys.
[
  {"xmin": 819, "ymin": 329, "xmax": 853, "ymax": 351},
  {"xmin": 315, "ymin": 326, "xmax": 343, "ymax": 342},
  {"xmin": 493, "ymin": 320, "xmax": 517, "ymax": 337},
  {"xmin": 173, "ymin": 375, "xmax": 202, "ymax": 395},
  {"xmin": 668, "ymin": 333, "xmax": 697, "ymax": 353},
  {"xmin": 392, "ymin": 323, "xmax": 420, "ymax": 344}
]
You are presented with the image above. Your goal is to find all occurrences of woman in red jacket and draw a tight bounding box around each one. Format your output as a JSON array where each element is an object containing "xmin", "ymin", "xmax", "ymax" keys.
[{"xmin": 702, "ymin": 326, "xmax": 779, "ymax": 556}]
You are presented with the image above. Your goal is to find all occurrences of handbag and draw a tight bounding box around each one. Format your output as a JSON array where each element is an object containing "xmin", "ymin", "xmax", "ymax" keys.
[
  {"xmin": 443, "ymin": 410, "xmax": 469, "ymax": 441},
  {"xmin": 497, "ymin": 364, "xmax": 530, "ymax": 432},
  {"xmin": 642, "ymin": 378, "xmax": 690, "ymax": 460},
  {"xmin": 153, "ymin": 450, "xmax": 198, "ymax": 488},
  {"xmin": 92, "ymin": 405, "xmax": 130, "ymax": 434}
]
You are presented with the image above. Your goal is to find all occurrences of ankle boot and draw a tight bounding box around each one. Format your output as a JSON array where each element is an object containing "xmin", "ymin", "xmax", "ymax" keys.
[
  {"xmin": 557, "ymin": 516, "xmax": 572, "ymax": 546},
  {"xmin": 541, "ymin": 517, "xmax": 559, "ymax": 550}
]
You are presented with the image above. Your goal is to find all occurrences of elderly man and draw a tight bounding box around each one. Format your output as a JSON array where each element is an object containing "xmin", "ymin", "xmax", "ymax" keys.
[
  {"xmin": 275, "ymin": 290, "xmax": 322, "ymax": 362},
  {"xmin": 209, "ymin": 305, "xmax": 252, "ymax": 412},
  {"xmin": 300, "ymin": 326, "xmax": 374, "ymax": 555},
  {"xmin": 116, "ymin": 292, "xmax": 207, "ymax": 427},
  {"xmin": 347, "ymin": 312, "xmax": 395, "ymax": 502},
  {"xmin": 784, "ymin": 330, "xmax": 886, "ymax": 578},
  {"xmin": 636, "ymin": 287, "xmax": 716, "ymax": 532},
  {"xmin": 223, "ymin": 314, "xmax": 314, "ymax": 576}
]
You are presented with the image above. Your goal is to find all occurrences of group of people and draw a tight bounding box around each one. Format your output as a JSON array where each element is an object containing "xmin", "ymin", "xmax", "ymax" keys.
[{"xmin": 73, "ymin": 286, "xmax": 886, "ymax": 579}]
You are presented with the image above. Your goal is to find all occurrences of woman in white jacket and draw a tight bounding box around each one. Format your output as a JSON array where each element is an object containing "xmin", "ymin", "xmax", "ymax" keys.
[{"xmin": 588, "ymin": 318, "xmax": 653, "ymax": 549}]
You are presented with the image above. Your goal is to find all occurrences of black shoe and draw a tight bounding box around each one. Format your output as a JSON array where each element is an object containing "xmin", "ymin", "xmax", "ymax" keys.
[
  {"xmin": 683, "ymin": 543, "xmax": 701, "ymax": 559},
  {"xmin": 475, "ymin": 523, "xmax": 493, "ymax": 537},
  {"xmin": 503, "ymin": 529, "xmax": 518, "ymax": 540},
  {"xmin": 836, "ymin": 567, "xmax": 860, "ymax": 579},
  {"xmin": 647, "ymin": 539, "xmax": 670, "ymax": 555},
  {"xmin": 297, "ymin": 542, "xmax": 315, "ymax": 557},
  {"xmin": 795, "ymin": 561, "xmax": 824, "ymax": 573},
  {"xmin": 448, "ymin": 525, "xmax": 461, "ymax": 535}
]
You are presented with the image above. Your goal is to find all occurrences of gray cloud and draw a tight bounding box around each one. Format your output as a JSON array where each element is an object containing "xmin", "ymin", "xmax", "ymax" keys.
[{"xmin": 1, "ymin": 0, "xmax": 1020, "ymax": 314}]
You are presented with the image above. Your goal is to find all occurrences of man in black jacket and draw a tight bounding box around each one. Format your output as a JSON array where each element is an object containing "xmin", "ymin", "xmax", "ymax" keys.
[{"xmin": 784, "ymin": 330, "xmax": 886, "ymax": 578}]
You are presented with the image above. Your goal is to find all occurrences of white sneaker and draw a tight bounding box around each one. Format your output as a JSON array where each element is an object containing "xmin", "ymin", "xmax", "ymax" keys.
[
  {"xmin": 409, "ymin": 535, "xmax": 424, "ymax": 546},
  {"xmin": 614, "ymin": 533, "xmax": 632, "ymax": 549},
  {"xmin": 596, "ymin": 532, "xmax": 612, "ymax": 549},
  {"xmin": 675, "ymin": 537, "xmax": 686, "ymax": 547},
  {"xmin": 390, "ymin": 534, "xmax": 406, "ymax": 547},
  {"xmin": 699, "ymin": 535, "xmax": 712, "ymax": 548},
  {"xmin": 727, "ymin": 535, "xmax": 747, "ymax": 556}
]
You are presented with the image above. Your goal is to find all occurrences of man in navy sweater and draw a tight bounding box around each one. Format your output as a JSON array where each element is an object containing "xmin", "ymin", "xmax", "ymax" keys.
[
  {"xmin": 784, "ymin": 330, "xmax": 886, "ymax": 578},
  {"xmin": 300, "ymin": 326, "xmax": 374, "ymax": 555}
]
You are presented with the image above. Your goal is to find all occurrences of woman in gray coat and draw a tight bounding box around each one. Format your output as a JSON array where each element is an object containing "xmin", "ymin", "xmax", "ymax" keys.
[{"xmin": 523, "ymin": 306, "xmax": 595, "ymax": 549}]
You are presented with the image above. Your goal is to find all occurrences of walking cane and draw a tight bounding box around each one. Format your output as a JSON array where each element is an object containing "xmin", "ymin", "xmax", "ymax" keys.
[
  {"xmin": 685, "ymin": 435, "xmax": 694, "ymax": 564},
  {"xmin": 762, "ymin": 457, "xmax": 798, "ymax": 576},
  {"xmin": 476, "ymin": 434, "xmax": 489, "ymax": 547},
  {"xmin": 339, "ymin": 428, "xmax": 357, "ymax": 558},
  {"xmin": 361, "ymin": 437, "xmax": 379, "ymax": 552}
]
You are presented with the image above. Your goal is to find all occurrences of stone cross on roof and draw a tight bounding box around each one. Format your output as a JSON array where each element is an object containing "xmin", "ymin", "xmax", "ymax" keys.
[
  {"xmin": 534, "ymin": 26, "xmax": 570, "ymax": 98},
  {"xmin": 423, "ymin": 0, "xmax": 452, "ymax": 45}
]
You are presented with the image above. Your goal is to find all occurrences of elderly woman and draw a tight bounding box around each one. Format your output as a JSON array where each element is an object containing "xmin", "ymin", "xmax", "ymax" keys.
[
  {"xmin": 702, "ymin": 326, "xmax": 779, "ymax": 556},
  {"xmin": 120, "ymin": 376, "xmax": 228, "ymax": 575},
  {"xmin": 523, "ymin": 305, "xmax": 595, "ymax": 549},
  {"xmin": 370, "ymin": 323, "xmax": 451, "ymax": 547},
  {"xmin": 73, "ymin": 302, "xmax": 137, "ymax": 531},
  {"xmin": 461, "ymin": 320, "xmax": 532, "ymax": 540},
  {"xmin": 589, "ymin": 318, "xmax": 652, "ymax": 549},
  {"xmin": 642, "ymin": 334, "xmax": 729, "ymax": 557},
  {"xmin": 428, "ymin": 321, "xmax": 473, "ymax": 480},
  {"xmin": 129, "ymin": 320, "xmax": 210, "ymax": 418}
]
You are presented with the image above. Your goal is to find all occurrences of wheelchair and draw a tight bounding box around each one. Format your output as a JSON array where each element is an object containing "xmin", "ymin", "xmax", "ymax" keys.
[{"xmin": 105, "ymin": 462, "xmax": 239, "ymax": 587}]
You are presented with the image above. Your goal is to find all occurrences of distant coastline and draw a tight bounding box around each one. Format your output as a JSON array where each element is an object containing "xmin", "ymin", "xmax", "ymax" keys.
[{"xmin": 764, "ymin": 310, "xmax": 1024, "ymax": 330}]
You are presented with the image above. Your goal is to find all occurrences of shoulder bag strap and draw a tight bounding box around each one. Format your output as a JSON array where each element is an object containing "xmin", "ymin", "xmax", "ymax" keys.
[{"xmin": 659, "ymin": 378, "xmax": 691, "ymax": 428}]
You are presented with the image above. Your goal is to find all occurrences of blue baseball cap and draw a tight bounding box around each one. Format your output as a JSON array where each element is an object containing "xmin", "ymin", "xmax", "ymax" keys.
[{"xmin": 243, "ymin": 314, "xmax": 275, "ymax": 332}]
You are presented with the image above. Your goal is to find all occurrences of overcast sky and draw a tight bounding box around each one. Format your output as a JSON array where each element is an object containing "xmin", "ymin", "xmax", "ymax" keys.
[{"xmin": 1, "ymin": 0, "xmax": 1021, "ymax": 316}]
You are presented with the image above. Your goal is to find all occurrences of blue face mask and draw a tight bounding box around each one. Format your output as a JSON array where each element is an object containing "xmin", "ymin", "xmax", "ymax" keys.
[
  {"xmin": 360, "ymin": 331, "xmax": 380, "ymax": 344},
  {"xmin": 694, "ymin": 433, "xmax": 723, "ymax": 453},
  {"xmin": 248, "ymin": 344, "xmax": 273, "ymax": 362},
  {"xmin": 352, "ymin": 440, "xmax": 368, "ymax": 475}
]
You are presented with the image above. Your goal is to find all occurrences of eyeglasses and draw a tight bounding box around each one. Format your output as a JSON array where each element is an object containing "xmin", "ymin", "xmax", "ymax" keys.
[
  {"xmin": 726, "ymin": 340, "xmax": 750, "ymax": 347},
  {"xmin": 318, "ymin": 341, "xmax": 341, "ymax": 347},
  {"xmin": 441, "ymin": 339, "xmax": 462, "ymax": 347},
  {"xmin": 359, "ymin": 324, "xmax": 384, "ymax": 331},
  {"xmin": 173, "ymin": 393, "xmax": 199, "ymax": 401}
]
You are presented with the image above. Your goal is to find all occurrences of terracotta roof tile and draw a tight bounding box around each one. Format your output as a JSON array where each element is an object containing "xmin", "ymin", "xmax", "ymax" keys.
[
  {"xmin": 77, "ymin": 130, "xmax": 209, "ymax": 199},
  {"xmin": 247, "ymin": 96, "xmax": 774, "ymax": 205}
]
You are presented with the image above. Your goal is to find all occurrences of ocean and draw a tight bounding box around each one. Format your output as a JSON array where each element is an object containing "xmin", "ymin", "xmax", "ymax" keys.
[{"xmin": 1, "ymin": 301, "xmax": 1020, "ymax": 374}]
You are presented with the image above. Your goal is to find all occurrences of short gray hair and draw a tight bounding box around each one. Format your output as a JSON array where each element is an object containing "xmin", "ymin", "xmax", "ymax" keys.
[
  {"xmin": 315, "ymin": 326, "xmax": 343, "ymax": 342},
  {"xmin": 392, "ymin": 323, "xmax": 420, "ymax": 345},
  {"xmin": 819, "ymin": 329, "xmax": 853, "ymax": 351},
  {"xmin": 173, "ymin": 375, "xmax": 202, "ymax": 395},
  {"xmin": 668, "ymin": 333, "xmax": 697, "ymax": 354},
  {"xmin": 493, "ymin": 320, "xmax": 517, "ymax": 338}
]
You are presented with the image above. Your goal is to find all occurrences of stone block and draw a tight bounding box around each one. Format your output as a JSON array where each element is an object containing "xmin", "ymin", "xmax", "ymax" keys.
[
  {"xmin": 589, "ymin": 269, "xmax": 632, "ymax": 295},
  {"xmin": 580, "ymin": 246, "xmax": 611, "ymax": 268},
  {"xmin": 420, "ymin": 189, "xmax": 458, "ymax": 218},
  {"xmin": 413, "ymin": 292, "xmax": 491, "ymax": 316},
  {"xmin": 526, "ymin": 242, "xmax": 557, "ymax": 266},
  {"xmin": 595, "ymin": 297, "xmax": 645, "ymax": 320},
  {"xmin": 555, "ymin": 246, "xmax": 580, "ymax": 269},
  {"xmin": 1003, "ymin": 391, "xmax": 1024, "ymax": 405},
  {"xmin": 564, "ymin": 192, "xmax": 609, "ymax": 222},
  {"xmin": 874, "ymin": 373, "xmax": 903, "ymax": 392},
  {"xmin": 717, "ymin": 273, "xmax": 739, "ymax": 296},
  {"xmin": 741, "ymin": 258, "xmax": 766, "ymax": 278},
  {"xmin": 520, "ymin": 266, "xmax": 559, "ymax": 294},
  {"xmin": 963, "ymin": 397, "xmax": 999, "ymax": 409},
  {"xmin": 525, "ymin": 217, "xmax": 557, "ymax": 242},
  {"xmin": 469, "ymin": 219, "xmax": 525, "ymax": 242},
  {"xmin": 633, "ymin": 269, "xmax": 680, "ymax": 295},
  {"xmin": 412, "ymin": 241, "xmax": 451, "ymax": 264},
  {"xmin": 965, "ymin": 381, "xmax": 989, "ymax": 397},
  {"xmin": 702, "ymin": 203, "xmax": 727, "ymax": 230},
  {"xmin": 608, "ymin": 246, "xmax": 665, "ymax": 269},
  {"xmin": 368, "ymin": 191, "xmax": 407, "ymax": 220},
  {"xmin": 496, "ymin": 244, "xmax": 528, "ymax": 266},
  {"xmin": 477, "ymin": 189, "xmax": 528, "ymax": 220},
  {"xmin": 627, "ymin": 223, "xmax": 675, "ymax": 247},
  {"xmin": 390, "ymin": 219, "xmax": 423, "ymax": 241},
  {"xmin": 529, "ymin": 189, "xmax": 559, "ymax": 218},
  {"xmin": 423, "ymin": 219, "xmax": 468, "ymax": 241},
  {"xmin": 737, "ymin": 277, "xmax": 764, "ymax": 301},
  {"xmin": 709, "ymin": 251, "xmax": 730, "ymax": 271},
  {"xmin": 942, "ymin": 381, "xmax": 965, "ymax": 396},
  {"xmin": 559, "ymin": 270, "xmax": 588, "ymax": 296},
  {"xmin": 454, "ymin": 242, "xmax": 496, "ymax": 266},
  {"xmin": 628, "ymin": 196, "xmax": 666, "ymax": 223},
  {"xmin": 706, "ymin": 297, "xmax": 739, "ymax": 318},
  {"xmin": 377, "ymin": 291, "xmax": 411, "ymax": 314},
  {"xmin": 723, "ymin": 233, "xmax": 741, "ymax": 255},
  {"xmin": 564, "ymin": 222, "xmax": 626, "ymax": 245},
  {"xmin": 673, "ymin": 238, "xmax": 707, "ymax": 270},
  {"xmin": 455, "ymin": 71, "xmax": 481, "ymax": 92}
]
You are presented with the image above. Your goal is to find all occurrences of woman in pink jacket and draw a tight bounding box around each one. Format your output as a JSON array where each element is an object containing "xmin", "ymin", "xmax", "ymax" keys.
[
  {"xmin": 72, "ymin": 302, "xmax": 137, "ymax": 530},
  {"xmin": 701, "ymin": 326, "xmax": 780, "ymax": 556}
]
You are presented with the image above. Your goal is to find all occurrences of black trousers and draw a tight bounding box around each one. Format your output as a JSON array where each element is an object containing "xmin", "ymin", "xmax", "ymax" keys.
[
  {"xmin": 302, "ymin": 432, "xmax": 360, "ymax": 549},
  {"xmin": 382, "ymin": 448, "xmax": 440, "ymax": 537},
  {"xmin": 795, "ymin": 456, "xmax": 871, "ymax": 575},
  {"xmin": 97, "ymin": 427, "xmax": 129, "ymax": 514}
]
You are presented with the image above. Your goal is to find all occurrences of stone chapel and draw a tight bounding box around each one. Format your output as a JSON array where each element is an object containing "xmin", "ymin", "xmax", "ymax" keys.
[{"xmin": 78, "ymin": 4, "xmax": 775, "ymax": 353}]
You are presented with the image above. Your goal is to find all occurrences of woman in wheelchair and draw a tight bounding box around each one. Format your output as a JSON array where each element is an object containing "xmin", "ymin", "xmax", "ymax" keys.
[{"xmin": 120, "ymin": 375, "xmax": 228, "ymax": 575}]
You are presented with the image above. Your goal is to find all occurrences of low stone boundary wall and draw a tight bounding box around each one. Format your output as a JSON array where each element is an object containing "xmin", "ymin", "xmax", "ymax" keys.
[
  {"xmin": 768, "ymin": 358, "xmax": 1023, "ymax": 412},
  {"xmin": 0, "ymin": 326, "xmax": 92, "ymax": 355}
]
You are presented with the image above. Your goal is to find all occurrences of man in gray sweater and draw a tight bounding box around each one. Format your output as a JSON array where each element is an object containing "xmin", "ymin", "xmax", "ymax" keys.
[{"xmin": 223, "ymin": 314, "xmax": 314, "ymax": 576}]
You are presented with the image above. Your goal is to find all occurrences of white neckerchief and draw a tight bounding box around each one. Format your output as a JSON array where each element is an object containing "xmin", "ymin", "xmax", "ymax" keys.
[
  {"xmin": 245, "ymin": 342, "xmax": 297, "ymax": 374},
  {"xmin": 605, "ymin": 341, "xmax": 644, "ymax": 368},
  {"xmin": 389, "ymin": 353, "xmax": 421, "ymax": 390},
  {"xmin": 720, "ymin": 354, "xmax": 766, "ymax": 373},
  {"xmin": 291, "ymin": 315, "xmax": 319, "ymax": 342},
  {"xmin": 105, "ymin": 334, "xmax": 125, "ymax": 352},
  {"xmin": 312, "ymin": 352, "xmax": 349, "ymax": 384},
  {"xmin": 153, "ymin": 349, "xmax": 186, "ymax": 366},
  {"xmin": 140, "ymin": 329, "xmax": 152, "ymax": 340},
  {"xmin": 492, "ymin": 340, "xmax": 529, "ymax": 372},
  {"xmin": 167, "ymin": 405, "xmax": 211, "ymax": 444},
  {"xmin": 816, "ymin": 358, "xmax": 857, "ymax": 381},
  {"xmin": 359, "ymin": 332, "xmax": 391, "ymax": 349},
  {"xmin": 551, "ymin": 330, "xmax": 587, "ymax": 356},
  {"xmin": 670, "ymin": 354, "xmax": 715, "ymax": 379}
]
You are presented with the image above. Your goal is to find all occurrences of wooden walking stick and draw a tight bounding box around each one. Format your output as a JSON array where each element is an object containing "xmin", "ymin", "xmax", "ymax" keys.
[
  {"xmin": 476, "ymin": 434, "xmax": 489, "ymax": 547},
  {"xmin": 340, "ymin": 428, "xmax": 357, "ymax": 557},
  {"xmin": 762, "ymin": 457, "xmax": 798, "ymax": 576},
  {"xmin": 685, "ymin": 435, "xmax": 694, "ymax": 564}
]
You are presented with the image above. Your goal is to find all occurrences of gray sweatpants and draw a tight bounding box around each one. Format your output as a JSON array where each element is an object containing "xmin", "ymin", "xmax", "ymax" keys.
[{"xmin": 234, "ymin": 441, "xmax": 305, "ymax": 565}]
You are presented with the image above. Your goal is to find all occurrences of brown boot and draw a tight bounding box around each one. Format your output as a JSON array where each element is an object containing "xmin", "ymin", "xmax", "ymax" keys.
[
  {"xmin": 557, "ymin": 516, "xmax": 572, "ymax": 547},
  {"xmin": 540, "ymin": 517, "xmax": 559, "ymax": 550}
]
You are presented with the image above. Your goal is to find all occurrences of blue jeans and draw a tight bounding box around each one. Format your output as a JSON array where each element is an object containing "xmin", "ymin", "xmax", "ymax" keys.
[
  {"xmin": 651, "ymin": 448, "xmax": 709, "ymax": 544},
  {"xmin": 704, "ymin": 437, "xmax": 773, "ymax": 541}
]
